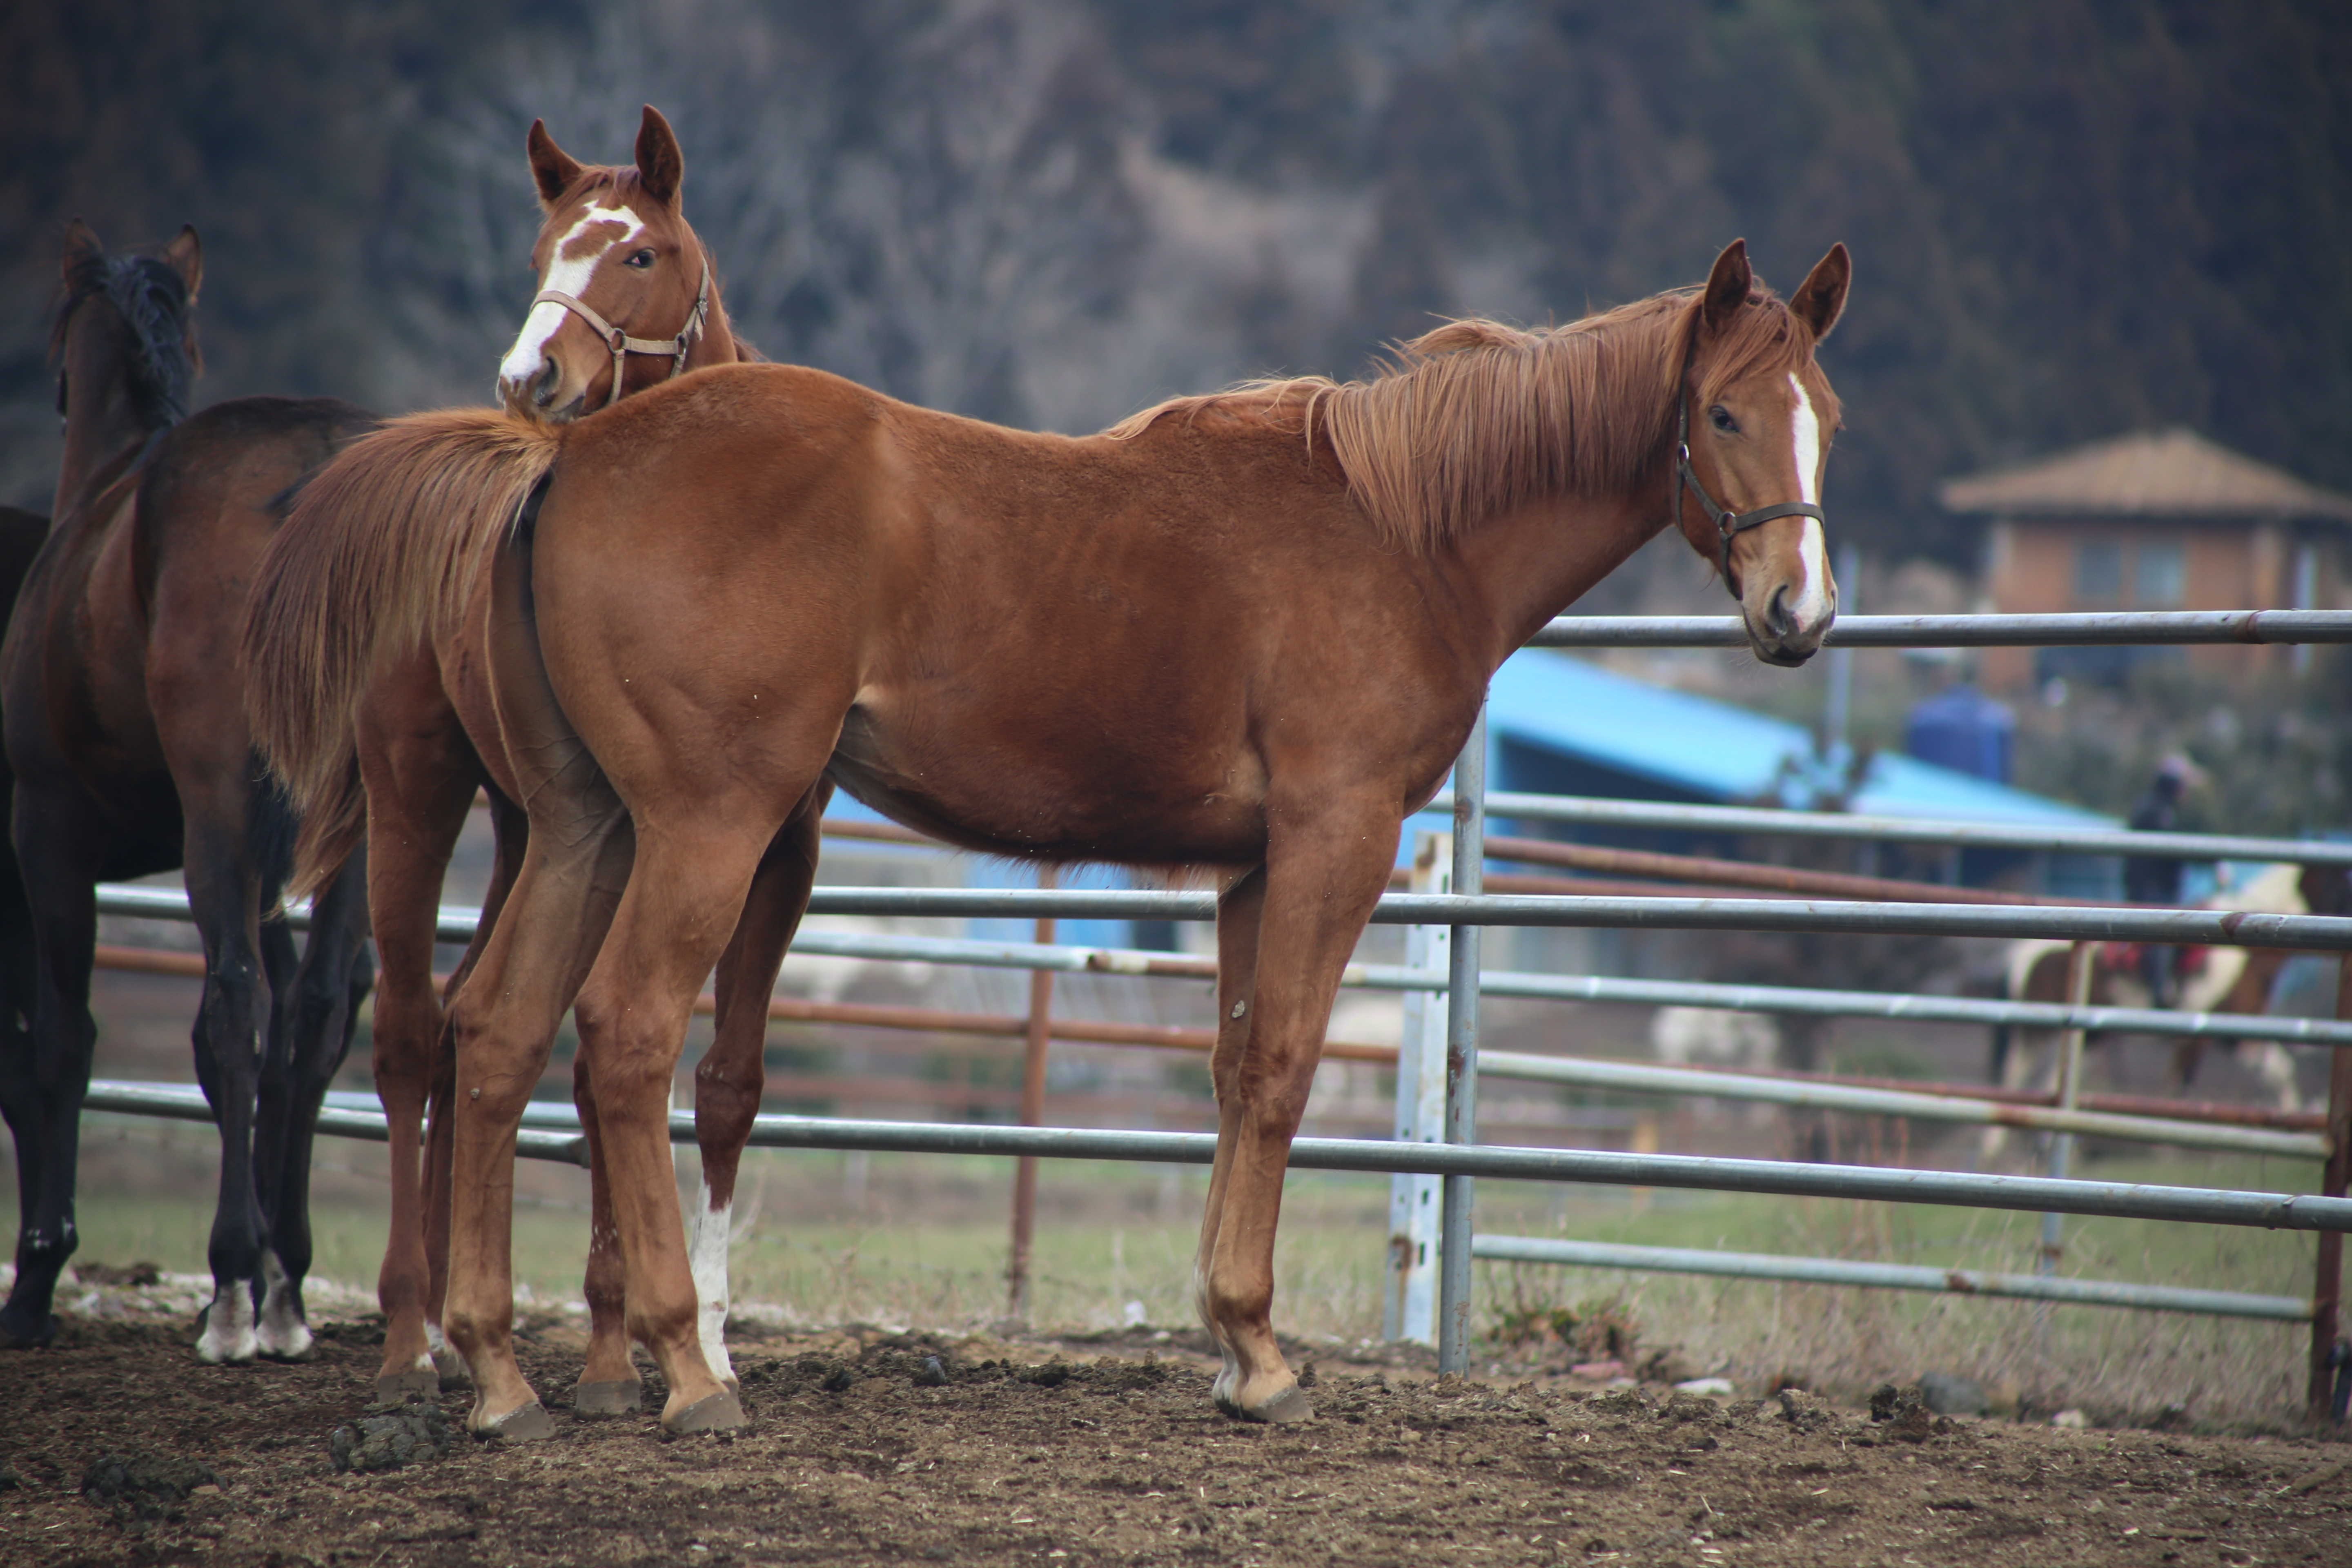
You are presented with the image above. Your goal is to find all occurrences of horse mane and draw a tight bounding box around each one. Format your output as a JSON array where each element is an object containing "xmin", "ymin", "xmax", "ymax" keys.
[
  {"xmin": 51, "ymin": 249, "xmax": 199, "ymax": 429},
  {"xmin": 1107, "ymin": 283, "xmax": 1822, "ymax": 550}
]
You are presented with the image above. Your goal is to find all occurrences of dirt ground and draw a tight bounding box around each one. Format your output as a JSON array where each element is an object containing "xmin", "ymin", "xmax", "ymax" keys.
[{"xmin": 2, "ymin": 1296, "xmax": 2346, "ymax": 1568}]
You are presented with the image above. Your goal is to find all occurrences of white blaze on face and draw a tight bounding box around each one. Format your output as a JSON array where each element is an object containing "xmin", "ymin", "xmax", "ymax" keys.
[
  {"xmin": 496, "ymin": 203, "xmax": 644, "ymax": 396},
  {"xmin": 1784, "ymin": 371, "xmax": 1834, "ymax": 628}
]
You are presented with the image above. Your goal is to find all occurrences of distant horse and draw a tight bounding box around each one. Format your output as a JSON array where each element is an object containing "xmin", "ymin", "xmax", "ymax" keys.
[
  {"xmin": 0, "ymin": 225, "xmax": 375, "ymax": 1360},
  {"xmin": 277, "ymin": 107, "xmax": 777, "ymax": 1406},
  {"xmin": 1989, "ymin": 862, "xmax": 2347, "ymax": 1149},
  {"xmin": 248, "ymin": 238, "xmax": 1849, "ymax": 1434}
]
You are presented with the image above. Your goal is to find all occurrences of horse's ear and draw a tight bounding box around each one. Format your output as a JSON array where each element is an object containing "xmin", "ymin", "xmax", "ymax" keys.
[
  {"xmin": 62, "ymin": 217, "xmax": 101, "ymax": 279},
  {"xmin": 160, "ymin": 225, "xmax": 202, "ymax": 301},
  {"xmin": 528, "ymin": 119, "xmax": 584, "ymax": 210},
  {"xmin": 634, "ymin": 105, "xmax": 684, "ymax": 207},
  {"xmin": 1791, "ymin": 243, "xmax": 1850, "ymax": 343},
  {"xmin": 1701, "ymin": 239, "xmax": 1752, "ymax": 332}
]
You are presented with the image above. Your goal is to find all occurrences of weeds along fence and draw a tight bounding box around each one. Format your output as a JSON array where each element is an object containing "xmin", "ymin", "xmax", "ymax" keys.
[{"xmin": 70, "ymin": 609, "xmax": 2352, "ymax": 1422}]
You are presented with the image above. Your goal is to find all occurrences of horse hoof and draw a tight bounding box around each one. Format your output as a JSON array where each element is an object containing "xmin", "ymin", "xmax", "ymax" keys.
[
  {"xmin": 665, "ymin": 1390, "xmax": 747, "ymax": 1435},
  {"xmin": 425, "ymin": 1326, "xmax": 470, "ymax": 1389},
  {"xmin": 194, "ymin": 1296, "xmax": 259, "ymax": 1365},
  {"xmin": 0, "ymin": 1307, "xmax": 58, "ymax": 1350},
  {"xmin": 258, "ymin": 1321, "xmax": 315, "ymax": 1362},
  {"xmin": 1236, "ymin": 1383, "xmax": 1315, "ymax": 1424},
  {"xmin": 475, "ymin": 1401, "xmax": 557, "ymax": 1443},
  {"xmin": 574, "ymin": 1379, "xmax": 643, "ymax": 1417},
  {"xmin": 376, "ymin": 1367, "xmax": 440, "ymax": 1403}
]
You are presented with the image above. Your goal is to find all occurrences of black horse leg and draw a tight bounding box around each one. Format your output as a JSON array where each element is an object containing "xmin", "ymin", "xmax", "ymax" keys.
[
  {"xmin": 183, "ymin": 833, "xmax": 273, "ymax": 1364},
  {"xmin": 253, "ymin": 848, "xmax": 372, "ymax": 1359},
  {"xmin": 0, "ymin": 784, "xmax": 106, "ymax": 1348}
]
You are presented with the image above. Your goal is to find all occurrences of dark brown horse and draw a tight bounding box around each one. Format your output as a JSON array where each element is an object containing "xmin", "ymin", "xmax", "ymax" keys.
[
  {"xmin": 0, "ymin": 505, "xmax": 58, "ymax": 1239},
  {"xmin": 0, "ymin": 224, "xmax": 374, "ymax": 1361},
  {"xmin": 278, "ymin": 107, "xmax": 786, "ymax": 1407},
  {"xmin": 249, "ymin": 238, "xmax": 1848, "ymax": 1434}
]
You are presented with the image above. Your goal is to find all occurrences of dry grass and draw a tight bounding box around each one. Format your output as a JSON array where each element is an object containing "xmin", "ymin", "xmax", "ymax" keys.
[{"xmin": 24, "ymin": 1120, "xmax": 2329, "ymax": 1431}]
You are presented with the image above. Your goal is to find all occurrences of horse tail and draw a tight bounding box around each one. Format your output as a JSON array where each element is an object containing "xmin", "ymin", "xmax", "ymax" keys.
[
  {"xmin": 288, "ymin": 754, "xmax": 366, "ymax": 902},
  {"xmin": 243, "ymin": 408, "xmax": 562, "ymax": 889}
]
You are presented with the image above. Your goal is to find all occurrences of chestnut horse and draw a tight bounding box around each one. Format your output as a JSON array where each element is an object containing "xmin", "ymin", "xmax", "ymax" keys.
[
  {"xmin": 282, "ymin": 107, "xmax": 780, "ymax": 1406},
  {"xmin": 249, "ymin": 239, "xmax": 1849, "ymax": 1434},
  {"xmin": 0, "ymin": 225, "xmax": 375, "ymax": 1359}
]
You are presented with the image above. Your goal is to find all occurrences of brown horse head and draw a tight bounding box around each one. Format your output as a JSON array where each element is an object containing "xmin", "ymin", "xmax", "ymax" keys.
[
  {"xmin": 50, "ymin": 219, "xmax": 203, "ymax": 514},
  {"xmin": 496, "ymin": 105, "xmax": 724, "ymax": 421},
  {"xmin": 1670, "ymin": 239, "xmax": 1849, "ymax": 666}
]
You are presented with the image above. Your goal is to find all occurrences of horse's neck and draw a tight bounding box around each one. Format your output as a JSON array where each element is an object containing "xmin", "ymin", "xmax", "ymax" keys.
[
  {"xmin": 53, "ymin": 334, "xmax": 161, "ymax": 528},
  {"xmin": 691, "ymin": 287, "xmax": 743, "ymax": 368},
  {"xmin": 1441, "ymin": 485, "xmax": 1672, "ymax": 671}
]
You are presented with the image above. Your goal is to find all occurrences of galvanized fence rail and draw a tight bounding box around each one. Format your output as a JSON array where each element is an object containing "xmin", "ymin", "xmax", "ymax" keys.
[
  {"xmin": 77, "ymin": 1080, "xmax": 2352, "ymax": 1232},
  {"xmin": 69, "ymin": 605, "xmax": 2352, "ymax": 1419}
]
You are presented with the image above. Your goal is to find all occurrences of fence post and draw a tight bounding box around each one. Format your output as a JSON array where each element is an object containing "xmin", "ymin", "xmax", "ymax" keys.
[
  {"xmin": 2312, "ymin": 951, "xmax": 2352, "ymax": 1423},
  {"xmin": 1007, "ymin": 868, "xmax": 1058, "ymax": 1322},
  {"xmin": 1437, "ymin": 704, "xmax": 1488, "ymax": 1375},
  {"xmin": 1385, "ymin": 831, "xmax": 1451, "ymax": 1344},
  {"xmin": 2034, "ymin": 940, "xmax": 2094, "ymax": 1344}
]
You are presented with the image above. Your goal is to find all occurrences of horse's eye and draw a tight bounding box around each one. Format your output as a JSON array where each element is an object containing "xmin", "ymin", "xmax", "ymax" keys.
[
  {"xmin": 625, "ymin": 249, "xmax": 656, "ymax": 270},
  {"xmin": 1708, "ymin": 405, "xmax": 1737, "ymax": 433}
]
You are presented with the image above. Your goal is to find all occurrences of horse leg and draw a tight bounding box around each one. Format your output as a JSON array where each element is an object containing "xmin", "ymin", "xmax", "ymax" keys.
[
  {"xmin": 1191, "ymin": 865, "xmax": 1264, "ymax": 1406},
  {"xmin": 570, "ymin": 1045, "xmax": 639, "ymax": 1414},
  {"xmin": 360, "ymin": 684, "xmax": 490, "ymax": 1399},
  {"xmin": 180, "ymin": 807, "xmax": 276, "ymax": 1364},
  {"xmin": 1196, "ymin": 811, "xmax": 1397, "ymax": 1423},
  {"xmin": 422, "ymin": 787, "xmax": 528, "ymax": 1388},
  {"xmin": 0, "ymin": 828, "xmax": 37, "ymax": 1343},
  {"xmin": 437, "ymin": 534, "xmax": 643, "ymax": 1438},
  {"xmin": 249, "ymin": 898, "xmax": 305, "ymax": 1359},
  {"xmin": 687, "ymin": 782, "xmax": 829, "ymax": 1391},
  {"xmin": 438, "ymin": 783, "xmax": 633, "ymax": 1436},
  {"xmin": 0, "ymin": 785, "xmax": 106, "ymax": 1348},
  {"xmin": 569, "ymin": 815, "xmax": 785, "ymax": 1434},
  {"xmin": 253, "ymin": 848, "xmax": 374, "ymax": 1361}
]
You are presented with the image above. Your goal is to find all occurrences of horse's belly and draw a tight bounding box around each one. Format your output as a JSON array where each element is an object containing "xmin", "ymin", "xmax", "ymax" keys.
[{"xmin": 828, "ymin": 702, "xmax": 1264, "ymax": 864}]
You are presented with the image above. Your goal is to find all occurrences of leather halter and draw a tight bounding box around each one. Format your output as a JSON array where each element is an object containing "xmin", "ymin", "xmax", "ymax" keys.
[
  {"xmin": 530, "ymin": 256, "xmax": 712, "ymax": 410},
  {"xmin": 1673, "ymin": 388, "xmax": 1826, "ymax": 594}
]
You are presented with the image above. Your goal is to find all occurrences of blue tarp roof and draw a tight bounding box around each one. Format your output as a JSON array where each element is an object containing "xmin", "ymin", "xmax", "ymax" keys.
[{"xmin": 1481, "ymin": 649, "xmax": 2114, "ymax": 827}]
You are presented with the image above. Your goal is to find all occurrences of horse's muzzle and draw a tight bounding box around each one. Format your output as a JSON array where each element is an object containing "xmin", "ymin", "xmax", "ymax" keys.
[
  {"xmin": 1745, "ymin": 586, "xmax": 1833, "ymax": 667},
  {"xmin": 499, "ymin": 359, "xmax": 583, "ymax": 425}
]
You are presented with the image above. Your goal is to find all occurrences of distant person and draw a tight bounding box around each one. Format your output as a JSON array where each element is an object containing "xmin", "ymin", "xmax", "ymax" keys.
[{"xmin": 2123, "ymin": 755, "xmax": 2199, "ymax": 1005}]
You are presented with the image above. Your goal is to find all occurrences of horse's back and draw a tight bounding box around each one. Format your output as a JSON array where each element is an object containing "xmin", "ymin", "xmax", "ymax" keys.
[
  {"xmin": 530, "ymin": 361, "xmax": 1466, "ymax": 864},
  {"xmin": 137, "ymin": 396, "xmax": 379, "ymax": 802},
  {"xmin": 135, "ymin": 396, "xmax": 377, "ymax": 590}
]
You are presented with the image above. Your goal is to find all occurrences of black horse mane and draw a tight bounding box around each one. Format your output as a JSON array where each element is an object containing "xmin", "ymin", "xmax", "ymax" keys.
[{"xmin": 52, "ymin": 249, "xmax": 198, "ymax": 429}]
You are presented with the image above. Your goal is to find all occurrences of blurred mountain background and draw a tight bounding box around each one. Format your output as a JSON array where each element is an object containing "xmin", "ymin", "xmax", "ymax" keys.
[{"xmin": 7, "ymin": 0, "xmax": 2346, "ymax": 569}]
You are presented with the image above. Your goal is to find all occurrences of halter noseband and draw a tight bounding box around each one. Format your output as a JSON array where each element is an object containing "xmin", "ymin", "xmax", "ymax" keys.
[
  {"xmin": 531, "ymin": 256, "xmax": 712, "ymax": 410},
  {"xmin": 1674, "ymin": 389, "xmax": 1826, "ymax": 594}
]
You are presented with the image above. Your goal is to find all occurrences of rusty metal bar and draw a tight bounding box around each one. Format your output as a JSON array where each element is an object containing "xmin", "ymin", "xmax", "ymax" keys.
[{"xmin": 1482, "ymin": 834, "xmax": 2111, "ymax": 907}]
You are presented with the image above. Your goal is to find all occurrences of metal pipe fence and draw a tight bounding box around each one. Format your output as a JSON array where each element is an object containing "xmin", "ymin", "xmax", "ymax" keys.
[
  {"xmin": 98, "ymin": 886, "xmax": 2352, "ymax": 1048},
  {"xmin": 76, "ymin": 1080, "xmax": 2352, "ymax": 1233},
  {"xmin": 1436, "ymin": 791, "xmax": 2352, "ymax": 866},
  {"xmin": 69, "ymin": 604, "xmax": 2352, "ymax": 1417},
  {"xmin": 1528, "ymin": 609, "xmax": 2352, "ymax": 649},
  {"xmin": 1467, "ymin": 1236, "xmax": 2315, "ymax": 1323}
]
